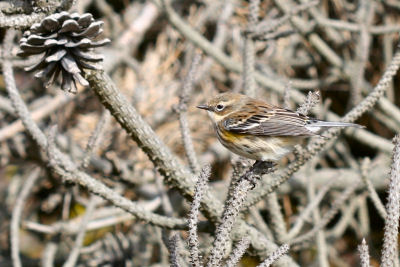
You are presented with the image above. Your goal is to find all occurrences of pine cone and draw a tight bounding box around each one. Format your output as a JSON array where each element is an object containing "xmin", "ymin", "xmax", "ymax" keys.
[{"xmin": 18, "ymin": 12, "xmax": 110, "ymax": 93}]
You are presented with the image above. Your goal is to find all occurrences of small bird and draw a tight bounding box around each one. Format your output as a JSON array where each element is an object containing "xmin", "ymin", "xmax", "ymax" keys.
[{"xmin": 197, "ymin": 92, "xmax": 362, "ymax": 162}]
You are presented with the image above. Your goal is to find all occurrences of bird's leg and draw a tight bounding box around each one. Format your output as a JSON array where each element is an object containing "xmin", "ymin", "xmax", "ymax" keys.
[{"xmin": 243, "ymin": 160, "xmax": 277, "ymax": 189}]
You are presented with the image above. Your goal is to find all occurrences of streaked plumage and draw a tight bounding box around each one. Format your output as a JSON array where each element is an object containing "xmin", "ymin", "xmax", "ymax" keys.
[{"xmin": 197, "ymin": 93, "xmax": 362, "ymax": 161}]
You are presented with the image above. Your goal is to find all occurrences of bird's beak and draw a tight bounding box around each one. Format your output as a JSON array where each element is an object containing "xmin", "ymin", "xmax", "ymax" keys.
[{"xmin": 197, "ymin": 104, "xmax": 211, "ymax": 111}]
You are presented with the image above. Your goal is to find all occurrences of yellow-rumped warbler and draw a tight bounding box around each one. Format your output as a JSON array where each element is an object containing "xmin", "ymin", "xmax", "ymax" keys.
[{"xmin": 197, "ymin": 92, "xmax": 362, "ymax": 161}]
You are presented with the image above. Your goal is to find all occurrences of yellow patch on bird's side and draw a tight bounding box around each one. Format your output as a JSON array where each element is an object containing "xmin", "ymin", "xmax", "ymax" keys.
[{"xmin": 219, "ymin": 129, "xmax": 246, "ymax": 141}]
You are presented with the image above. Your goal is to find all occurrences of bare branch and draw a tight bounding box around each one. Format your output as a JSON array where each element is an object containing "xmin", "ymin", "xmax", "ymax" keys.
[
  {"xmin": 224, "ymin": 237, "xmax": 250, "ymax": 267},
  {"xmin": 188, "ymin": 165, "xmax": 211, "ymax": 267},
  {"xmin": 257, "ymin": 244, "xmax": 290, "ymax": 267},
  {"xmin": 358, "ymin": 238, "xmax": 371, "ymax": 267},
  {"xmin": 381, "ymin": 135, "xmax": 400, "ymax": 267}
]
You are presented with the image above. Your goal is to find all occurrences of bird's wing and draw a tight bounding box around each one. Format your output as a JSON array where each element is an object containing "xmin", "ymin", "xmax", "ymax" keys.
[{"xmin": 223, "ymin": 106, "xmax": 316, "ymax": 137}]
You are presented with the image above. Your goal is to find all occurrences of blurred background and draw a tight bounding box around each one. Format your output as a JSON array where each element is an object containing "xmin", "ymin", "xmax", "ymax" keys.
[{"xmin": 0, "ymin": 0, "xmax": 400, "ymax": 266}]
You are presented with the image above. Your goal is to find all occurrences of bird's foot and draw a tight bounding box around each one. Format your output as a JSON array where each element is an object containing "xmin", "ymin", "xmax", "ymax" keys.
[
  {"xmin": 243, "ymin": 160, "xmax": 277, "ymax": 189},
  {"xmin": 252, "ymin": 160, "xmax": 277, "ymax": 175}
]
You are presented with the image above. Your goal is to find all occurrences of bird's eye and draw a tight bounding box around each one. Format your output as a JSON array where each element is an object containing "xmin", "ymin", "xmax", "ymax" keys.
[{"xmin": 216, "ymin": 104, "xmax": 225, "ymax": 111}]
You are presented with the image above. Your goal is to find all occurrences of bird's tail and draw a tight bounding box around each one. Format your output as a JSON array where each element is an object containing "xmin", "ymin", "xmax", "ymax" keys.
[
  {"xmin": 305, "ymin": 120, "xmax": 364, "ymax": 135},
  {"xmin": 310, "ymin": 121, "xmax": 364, "ymax": 128}
]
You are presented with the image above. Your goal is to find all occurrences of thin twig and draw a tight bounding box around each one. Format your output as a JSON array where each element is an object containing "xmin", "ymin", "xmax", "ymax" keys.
[
  {"xmin": 360, "ymin": 158, "xmax": 387, "ymax": 219},
  {"xmin": 257, "ymin": 244, "xmax": 290, "ymax": 267},
  {"xmin": 242, "ymin": 0, "xmax": 259, "ymax": 97},
  {"xmin": 41, "ymin": 242, "xmax": 58, "ymax": 267},
  {"xmin": 265, "ymin": 193, "xmax": 287, "ymax": 243},
  {"xmin": 358, "ymin": 238, "xmax": 371, "ymax": 267},
  {"xmin": 62, "ymin": 196, "xmax": 100, "ymax": 267},
  {"xmin": 10, "ymin": 168, "xmax": 41, "ymax": 267},
  {"xmin": 307, "ymin": 169, "xmax": 329, "ymax": 267},
  {"xmin": 177, "ymin": 52, "xmax": 202, "ymax": 173},
  {"xmin": 349, "ymin": 0, "xmax": 374, "ymax": 106},
  {"xmin": 81, "ymin": 109, "xmax": 111, "ymax": 169},
  {"xmin": 381, "ymin": 135, "xmax": 400, "ymax": 267},
  {"xmin": 296, "ymin": 90, "xmax": 320, "ymax": 116},
  {"xmin": 168, "ymin": 234, "xmax": 183, "ymax": 267},
  {"xmin": 224, "ymin": 237, "xmax": 250, "ymax": 267},
  {"xmin": 188, "ymin": 165, "xmax": 210, "ymax": 267}
]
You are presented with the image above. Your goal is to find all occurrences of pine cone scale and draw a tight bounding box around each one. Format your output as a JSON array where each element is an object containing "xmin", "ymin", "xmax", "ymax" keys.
[
  {"xmin": 64, "ymin": 38, "xmax": 91, "ymax": 48},
  {"xmin": 41, "ymin": 18, "xmax": 59, "ymax": 32},
  {"xmin": 77, "ymin": 60, "xmax": 102, "ymax": 70},
  {"xmin": 77, "ymin": 14, "xmax": 94, "ymax": 28},
  {"xmin": 59, "ymin": 20, "xmax": 81, "ymax": 33},
  {"xmin": 61, "ymin": 55, "xmax": 82, "ymax": 74},
  {"xmin": 34, "ymin": 62, "xmax": 57, "ymax": 78},
  {"xmin": 70, "ymin": 49, "xmax": 103, "ymax": 62},
  {"xmin": 46, "ymin": 49, "xmax": 67, "ymax": 63},
  {"xmin": 26, "ymin": 33, "xmax": 58, "ymax": 44}
]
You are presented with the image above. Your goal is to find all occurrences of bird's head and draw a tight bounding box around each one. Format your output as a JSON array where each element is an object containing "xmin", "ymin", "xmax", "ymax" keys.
[{"xmin": 197, "ymin": 93, "xmax": 246, "ymax": 123}]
